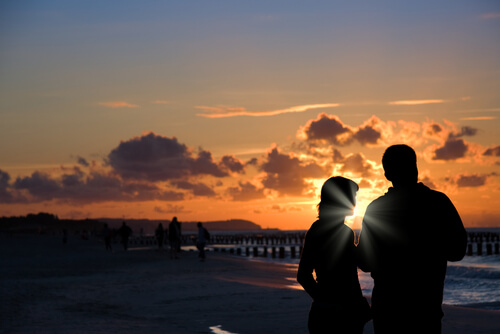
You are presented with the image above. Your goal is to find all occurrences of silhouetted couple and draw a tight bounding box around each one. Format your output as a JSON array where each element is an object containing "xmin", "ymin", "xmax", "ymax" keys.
[{"xmin": 298, "ymin": 145, "xmax": 467, "ymax": 334}]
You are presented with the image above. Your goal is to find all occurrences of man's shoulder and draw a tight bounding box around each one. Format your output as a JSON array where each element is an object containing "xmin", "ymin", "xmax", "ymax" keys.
[{"xmin": 416, "ymin": 183, "xmax": 450, "ymax": 202}]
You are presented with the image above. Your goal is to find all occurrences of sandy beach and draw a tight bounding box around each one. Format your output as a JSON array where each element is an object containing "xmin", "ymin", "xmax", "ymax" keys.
[{"xmin": 1, "ymin": 234, "xmax": 499, "ymax": 334}]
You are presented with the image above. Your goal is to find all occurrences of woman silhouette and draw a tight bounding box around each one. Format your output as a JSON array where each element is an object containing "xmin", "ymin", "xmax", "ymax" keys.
[{"xmin": 297, "ymin": 176, "xmax": 370, "ymax": 334}]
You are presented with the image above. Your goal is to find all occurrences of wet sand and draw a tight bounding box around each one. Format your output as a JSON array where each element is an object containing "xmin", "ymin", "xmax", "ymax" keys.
[{"xmin": 1, "ymin": 234, "xmax": 499, "ymax": 334}]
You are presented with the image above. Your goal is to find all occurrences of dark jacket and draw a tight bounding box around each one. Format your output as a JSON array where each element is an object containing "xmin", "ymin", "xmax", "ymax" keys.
[{"xmin": 357, "ymin": 183, "xmax": 467, "ymax": 318}]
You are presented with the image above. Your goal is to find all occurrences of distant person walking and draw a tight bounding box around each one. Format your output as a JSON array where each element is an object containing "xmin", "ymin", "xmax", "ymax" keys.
[
  {"xmin": 155, "ymin": 223, "xmax": 165, "ymax": 250},
  {"xmin": 297, "ymin": 177, "xmax": 370, "ymax": 334},
  {"xmin": 357, "ymin": 144, "xmax": 467, "ymax": 333},
  {"xmin": 197, "ymin": 222, "xmax": 210, "ymax": 261},
  {"xmin": 117, "ymin": 221, "xmax": 132, "ymax": 251},
  {"xmin": 169, "ymin": 217, "xmax": 181, "ymax": 259},
  {"xmin": 103, "ymin": 223, "xmax": 112, "ymax": 251}
]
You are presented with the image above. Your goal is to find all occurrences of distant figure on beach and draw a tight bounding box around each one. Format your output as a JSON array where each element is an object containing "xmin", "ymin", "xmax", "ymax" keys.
[
  {"xmin": 357, "ymin": 144, "xmax": 467, "ymax": 333},
  {"xmin": 169, "ymin": 217, "xmax": 181, "ymax": 259},
  {"xmin": 155, "ymin": 223, "xmax": 165, "ymax": 250},
  {"xmin": 103, "ymin": 224, "xmax": 112, "ymax": 251},
  {"xmin": 117, "ymin": 221, "xmax": 133, "ymax": 251},
  {"xmin": 197, "ymin": 222, "xmax": 210, "ymax": 261},
  {"xmin": 297, "ymin": 176, "xmax": 371, "ymax": 334}
]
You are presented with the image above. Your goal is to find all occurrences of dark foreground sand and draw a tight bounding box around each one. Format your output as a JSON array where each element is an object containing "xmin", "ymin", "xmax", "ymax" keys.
[{"xmin": 1, "ymin": 234, "xmax": 499, "ymax": 334}]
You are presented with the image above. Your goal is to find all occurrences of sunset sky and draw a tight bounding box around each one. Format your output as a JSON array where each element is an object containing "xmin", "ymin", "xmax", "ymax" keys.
[{"xmin": 1, "ymin": 1, "xmax": 499, "ymax": 230}]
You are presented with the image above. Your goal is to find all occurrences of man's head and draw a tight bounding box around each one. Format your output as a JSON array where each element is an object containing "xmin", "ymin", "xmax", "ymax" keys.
[{"xmin": 382, "ymin": 144, "xmax": 418, "ymax": 185}]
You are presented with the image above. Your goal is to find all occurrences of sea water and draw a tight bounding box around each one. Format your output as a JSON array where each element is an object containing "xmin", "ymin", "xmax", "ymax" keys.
[{"xmin": 228, "ymin": 237, "xmax": 500, "ymax": 311}]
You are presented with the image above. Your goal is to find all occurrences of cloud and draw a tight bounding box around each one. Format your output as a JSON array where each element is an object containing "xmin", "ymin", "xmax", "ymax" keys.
[
  {"xmin": 227, "ymin": 181, "xmax": 266, "ymax": 201},
  {"xmin": 298, "ymin": 113, "xmax": 354, "ymax": 146},
  {"xmin": 339, "ymin": 153, "xmax": 373, "ymax": 177},
  {"xmin": 388, "ymin": 99, "xmax": 445, "ymax": 106},
  {"xmin": 456, "ymin": 174, "xmax": 489, "ymax": 188},
  {"xmin": 260, "ymin": 146, "xmax": 327, "ymax": 196},
  {"xmin": 484, "ymin": 146, "xmax": 500, "ymax": 157},
  {"xmin": 432, "ymin": 138, "xmax": 469, "ymax": 160},
  {"xmin": 98, "ymin": 101, "xmax": 139, "ymax": 108},
  {"xmin": 6, "ymin": 169, "xmax": 185, "ymax": 204},
  {"xmin": 107, "ymin": 132, "xmax": 229, "ymax": 181},
  {"xmin": 220, "ymin": 155, "xmax": 245, "ymax": 173},
  {"xmin": 430, "ymin": 125, "xmax": 478, "ymax": 161},
  {"xmin": 481, "ymin": 12, "xmax": 500, "ymax": 20},
  {"xmin": 196, "ymin": 103, "xmax": 339, "ymax": 118},
  {"xmin": 298, "ymin": 113, "xmax": 384, "ymax": 147},
  {"xmin": 152, "ymin": 100, "xmax": 169, "ymax": 105},
  {"xmin": 77, "ymin": 156, "xmax": 90, "ymax": 167},
  {"xmin": 171, "ymin": 181, "xmax": 216, "ymax": 197}
]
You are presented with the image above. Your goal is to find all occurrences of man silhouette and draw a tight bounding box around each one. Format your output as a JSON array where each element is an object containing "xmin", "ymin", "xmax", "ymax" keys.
[{"xmin": 357, "ymin": 144, "xmax": 467, "ymax": 333}]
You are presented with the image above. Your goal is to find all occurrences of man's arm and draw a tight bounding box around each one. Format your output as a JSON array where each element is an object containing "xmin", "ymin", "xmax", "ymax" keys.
[{"xmin": 441, "ymin": 194, "xmax": 467, "ymax": 262}]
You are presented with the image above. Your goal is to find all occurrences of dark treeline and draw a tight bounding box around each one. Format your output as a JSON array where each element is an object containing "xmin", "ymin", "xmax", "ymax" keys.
[{"xmin": 0, "ymin": 212, "xmax": 104, "ymax": 234}]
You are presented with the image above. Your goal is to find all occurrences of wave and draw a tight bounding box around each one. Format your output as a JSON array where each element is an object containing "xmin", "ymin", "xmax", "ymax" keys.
[{"xmin": 446, "ymin": 265, "xmax": 500, "ymax": 280}]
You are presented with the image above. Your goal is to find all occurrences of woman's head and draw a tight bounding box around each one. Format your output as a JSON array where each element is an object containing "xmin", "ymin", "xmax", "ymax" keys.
[{"xmin": 318, "ymin": 176, "xmax": 358, "ymax": 218}]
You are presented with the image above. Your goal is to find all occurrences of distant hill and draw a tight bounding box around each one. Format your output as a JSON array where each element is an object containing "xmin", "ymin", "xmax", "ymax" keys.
[
  {"xmin": 97, "ymin": 218, "xmax": 261, "ymax": 233},
  {"xmin": 0, "ymin": 213, "xmax": 262, "ymax": 234}
]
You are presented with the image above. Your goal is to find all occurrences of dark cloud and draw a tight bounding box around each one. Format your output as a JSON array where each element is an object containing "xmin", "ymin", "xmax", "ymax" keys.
[
  {"xmin": 171, "ymin": 181, "xmax": 216, "ymax": 197},
  {"xmin": 227, "ymin": 181, "xmax": 266, "ymax": 201},
  {"xmin": 14, "ymin": 171, "xmax": 61, "ymax": 200},
  {"xmin": 107, "ymin": 133, "xmax": 229, "ymax": 181},
  {"xmin": 339, "ymin": 153, "xmax": 373, "ymax": 177},
  {"xmin": 77, "ymin": 156, "xmax": 90, "ymax": 167},
  {"xmin": 301, "ymin": 113, "xmax": 353, "ymax": 146},
  {"xmin": 456, "ymin": 174, "xmax": 488, "ymax": 188},
  {"xmin": 332, "ymin": 149, "xmax": 345, "ymax": 163},
  {"xmin": 432, "ymin": 138, "xmax": 469, "ymax": 160},
  {"xmin": 483, "ymin": 146, "xmax": 500, "ymax": 157},
  {"xmin": 191, "ymin": 150, "xmax": 228, "ymax": 177},
  {"xmin": 424, "ymin": 123, "xmax": 443, "ymax": 136},
  {"xmin": 220, "ymin": 155, "xmax": 245, "ymax": 173},
  {"xmin": 451, "ymin": 126, "xmax": 478, "ymax": 138},
  {"xmin": 353, "ymin": 124, "xmax": 382, "ymax": 145},
  {"xmin": 9, "ymin": 170, "xmax": 184, "ymax": 204},
  {"xmin": 0, "ymin": 169, "xmax": 16, "ymax": 203},
  {"xmin": 301, "ymin": 113, "xmax": 382, "ymax": 147},
  {"xmin": 260, "ymin": 147, "xmax": 327, "ymax": 196}
]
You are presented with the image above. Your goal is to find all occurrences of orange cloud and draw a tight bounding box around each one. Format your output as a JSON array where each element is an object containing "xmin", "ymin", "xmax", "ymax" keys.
[
  {"xmin": 196, "ymin": 103, "xmax": 339, "ymax": 118},
  {"xmin": 388, "ymin": 99, "xmax": 445, "ymax": 106},
  {"xmin": 98, "ymin": 101, "xmax": 139, "ymax": 108}
]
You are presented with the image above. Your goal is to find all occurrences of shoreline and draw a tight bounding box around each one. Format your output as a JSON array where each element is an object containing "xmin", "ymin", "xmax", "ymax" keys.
[{"xmin": 1, "ymin": 234, "xmax": 499, "ymax": 333}]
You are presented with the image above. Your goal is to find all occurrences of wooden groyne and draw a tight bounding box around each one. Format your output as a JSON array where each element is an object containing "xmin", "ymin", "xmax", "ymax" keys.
[
  {"xmin": 466, "ymin": 231, "xmax": 500, "ymax": 256},
  {"xmin": 125, "ymin": 230, "xmax": 499, "ymax": 257}
]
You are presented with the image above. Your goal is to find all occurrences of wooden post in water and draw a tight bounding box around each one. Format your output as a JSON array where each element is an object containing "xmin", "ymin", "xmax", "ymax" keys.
[
  {"xmin": 290, "ymin": 246, "xmax": 296, "ymax": 259},
  {"xmin": 253, "ymin": 247, "xmax": 259, "ymax": 257},
  {"xmin": 486, "ymin": 244, "xmax": 493, "ymax": 256},
  {"xmin": 477, "ymin": 243, "xmax": 483, "ymax": 256},
  {"xmin": 272, "ymin": 247, "xmax": 276, "ymax": 258},
  {"xmin": 279, "ymin": 246, "xmax": 285, "ymax": 259},
  {"xmin": 495, "ymin": 243, "xmax": 499, "ymax": 255},
  {"xmin": 467, "ymin": 244, "xmax": 473, "ymax": 256}
]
